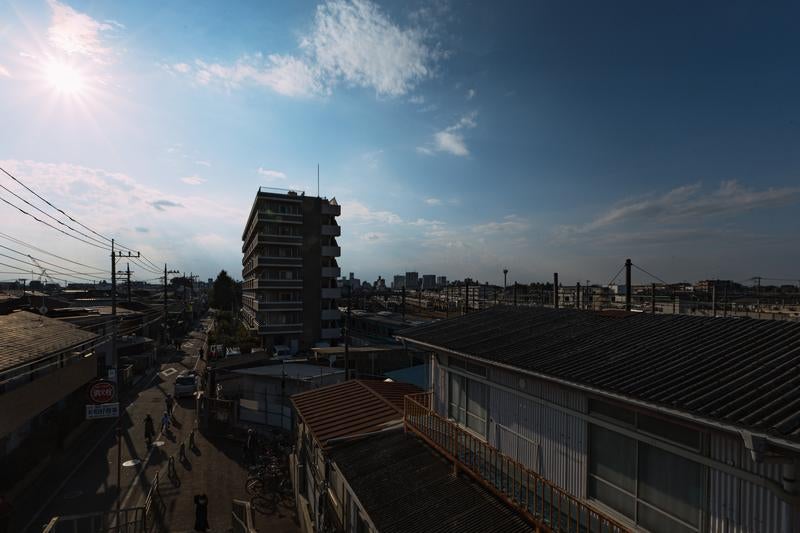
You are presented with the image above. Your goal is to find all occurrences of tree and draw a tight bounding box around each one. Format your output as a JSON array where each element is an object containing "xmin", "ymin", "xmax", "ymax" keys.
[{"xmin": 209, "ymin": 270, "xmax": 237, "ymax": 311}]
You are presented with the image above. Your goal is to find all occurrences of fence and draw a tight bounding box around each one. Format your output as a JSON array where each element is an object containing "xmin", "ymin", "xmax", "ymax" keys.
[
  {"xmin": 41, "ymin": 507, "xmax": 145, "ymax": 533},
  {"xmin": 403, "ymin": 392, "xmax": 630, "ymax": 533}
]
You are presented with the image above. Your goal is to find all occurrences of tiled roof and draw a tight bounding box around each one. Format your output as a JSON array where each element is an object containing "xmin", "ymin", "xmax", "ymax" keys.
[
  {"xmin": 0, "ymin": 311, "xmax": 99, "ymax": 373},
  {"xmin": 397, "ymin": 306, "xmax": 800, "ymax": 444},
  {"xmin": 291, "ymin": 379, "xmax": 421, "ymax": 449},
  {"xmin": 330, "ymin": 431, "xmax": 531, "ymax": 533}
]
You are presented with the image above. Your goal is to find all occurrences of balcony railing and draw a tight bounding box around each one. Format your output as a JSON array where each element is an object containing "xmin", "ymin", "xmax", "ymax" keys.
[
  {"xmin": 321, "ymin": 224, "xmax": 341, "ymax": 236},
  {"xmin": 403, "ymin": 392, "xmax": 631, "ymax": 533}
]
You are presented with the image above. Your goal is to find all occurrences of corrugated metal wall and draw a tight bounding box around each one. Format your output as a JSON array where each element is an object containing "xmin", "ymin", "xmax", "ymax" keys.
[
  {"xmin": 432, "ymin": 356, "xmax": 447, "ymax": 415},
  {"xmin": 708, "ymin": 433, "xmax": 787, "ymax": 533},
  {"xmin": 486, "ymin": 366, "xmax": 588, "ymax": 498}
]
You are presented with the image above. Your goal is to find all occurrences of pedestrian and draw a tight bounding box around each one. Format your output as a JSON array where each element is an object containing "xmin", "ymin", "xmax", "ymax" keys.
[
  {"xmin": 144, "ymin": 414, "xmax": 155, "ymax": 447},
  {"xmin": 179, "ymin": 442, "xmax": 186, "ymax": 461},
  {"xmin": 165, "ymin": 393, "xmax": 174, "ymax": 415},
  {"xmin": 193, "ymin": 494, "xmax": 209, "ymax": 532},
  {"xmin": 244, "ymin": 428, "xmax": 255, "ymax": 464},
  {"xmin": 161, "ymin": 410, "xmax": 170, "ymax": 433}
]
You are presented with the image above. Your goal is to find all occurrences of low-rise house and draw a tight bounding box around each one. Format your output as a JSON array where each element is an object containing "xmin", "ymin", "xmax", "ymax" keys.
[
  {"xmin": 0, "ymin": 311, "xmax": 101, "ymax": 492},
  {"xmin": 398, "ymin": 306, "xmax": 800, "ymax": 533}
]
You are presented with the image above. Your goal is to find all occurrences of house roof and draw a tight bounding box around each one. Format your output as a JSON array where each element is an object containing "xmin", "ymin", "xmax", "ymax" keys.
[
  {"xmin": 330, "ymin": 430, "xmax": 531, "ymax": 533},
  {"xmin": 0, "ymin": 310, "xmax": 99, "ymax": 373},
  {"xmin": 291, "ymin": 379, "xmax": 421, "ymax": 449},
  {"xmin": 397, "ymin": 306, "xmax": 800, "ymax": 445}
]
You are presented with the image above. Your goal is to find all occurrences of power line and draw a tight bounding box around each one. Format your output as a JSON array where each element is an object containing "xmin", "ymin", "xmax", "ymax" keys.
[
  {"xmin": 0, "ymin": 244, "xmax": 107, "ymax": 279},
  {"xmin": 0, "ymin": 254, "xmax": 104, "ymax": 283},
  {"xmin": 631, "ymin": 263, "xmax": 669, "ymax": 286},
  {"xmin": 0, "ymin": 181, "xmax": 110, "ymax": 249},
  {"xmin": 0, "ymin": 231, "xmax": 109, "ymax": 273},
  {"xmin": 0, "ymin": 194, "xmax": 109, "ymax": 251},
  {"xmin": 606, "ymin": 263, "xmax": 626, "ymax": 287}
]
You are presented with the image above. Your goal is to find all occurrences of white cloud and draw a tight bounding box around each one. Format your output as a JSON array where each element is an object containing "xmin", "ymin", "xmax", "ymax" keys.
[
  {"xmin": 424, "ymin": 197, "xmax": 441, "ymax": 206},
  {"xmin": 339, "ymin": 199, "xmax": 401, "ymax": 224},
  {"xmin": 0, "ymin": 65, "xmax": 10, "ymax": 77},
  {"xmin": 47, "ymin": 0, "xmax": 116, "ymax": 63},
  {"xmin": 257, "ymin": 168, "xmax": 288, "ymax": 182},
  {"xmin": 181, "ymin": 175, "xmax": 206, "ymax": 185},
  {"xmin": 560, "ymin": 181, "xmax": 800, "ymax": 238},
  {"xmin": 171, "ymin": 0, "xmax": 438, "ymax": 98},
  {"xmin": 408, "ymin": 95, "xmax": 425, "ymax": 104},
  {"xmin": 409, "ymin": 218, "xmax": 445, "ymax": 227},
  {"xmin": 194, "ymin": 160, "xmax": 211, "ymax": 167},
  {"xmin": 466, "ymin": 88, "xmax": 476, "ymax": 100},
  {"xmin": 421, "ymin": 112, "xmax": 478, "ymax": 157},
  {"xmin": 361, "ymin": 231, "xmax": 387, "ymax": 242},
  {"xmin": 150, "ymin": 199, "xmax": 183, "ymax": 211},
  {"xmin": 472, "ymin": 214, "xmax": 529, "ymax": 234}
]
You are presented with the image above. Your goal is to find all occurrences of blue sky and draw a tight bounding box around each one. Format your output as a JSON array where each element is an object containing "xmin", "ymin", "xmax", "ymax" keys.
[{"xmin": 1, "ymin": 0, "xmax": 799, "ymax": 286}]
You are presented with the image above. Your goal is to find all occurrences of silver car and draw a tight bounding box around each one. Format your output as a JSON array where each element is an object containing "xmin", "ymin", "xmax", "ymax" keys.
[{"xmin": 173, "ymin": 373, "xmax": 197, "ymax": 398}]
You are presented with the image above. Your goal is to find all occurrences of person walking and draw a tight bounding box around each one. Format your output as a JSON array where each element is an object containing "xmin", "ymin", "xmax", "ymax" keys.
[
  {"xmin": 165, "ymin": 393, "xmax": 174, "ymax": 418},
  {"xmin": 244, "ymin": 428, "xmax": 256, "ymax": 464},
  {"xmin": 144, "ymin": 414, "xmax": 155, "ymax": 447},
  {"xmin": 193, "ymin": 494, "xmax": 209, "ymax": 532},
  {"xmin": 161, "ymin": 410, "xmax": 170, "ymax": 433}
]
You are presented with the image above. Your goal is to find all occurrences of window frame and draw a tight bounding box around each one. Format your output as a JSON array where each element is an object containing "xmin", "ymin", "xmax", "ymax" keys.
[{"xmin": 447, "ymin": 363, "xmax": 489, "ymax": 438}]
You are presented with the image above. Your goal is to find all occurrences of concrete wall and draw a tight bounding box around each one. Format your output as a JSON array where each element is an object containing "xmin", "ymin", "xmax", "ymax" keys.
[
  {"xmin": 302, "ymin": 196, "xmax": 323, "ymax": 351},
  {"xmin": 0, "ymin": 353, "xmax": 97, "ymax": 439}
]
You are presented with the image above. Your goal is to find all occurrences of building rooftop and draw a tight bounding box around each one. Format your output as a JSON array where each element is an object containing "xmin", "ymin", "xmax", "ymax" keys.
[
  {"xmin": 233, "ymin": 362, "xmax": 344, "ymax": 380},
  {"xmin": 291, "ymin": 379, "xmax": 420, "ymax": 449},
  {"xmin": 329, "ymin": 430, "xmax": 531, "ymax": 533},
  {"xmin": 0, "ymin": 310, "xmax": 99, "ymax": 373},
  {"xmin": 398, "ymin": 305, "xmax": 800, "ymax": 445}
]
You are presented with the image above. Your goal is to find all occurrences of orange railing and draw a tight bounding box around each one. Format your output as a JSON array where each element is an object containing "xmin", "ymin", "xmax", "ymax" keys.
[{"xmin": 403, "ymin": 392, "xmax": 630, "ymax": 533}]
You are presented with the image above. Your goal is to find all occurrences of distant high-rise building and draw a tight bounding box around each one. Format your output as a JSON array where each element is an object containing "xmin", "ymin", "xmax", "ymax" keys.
[
  {"xmin": 422, "ymin": 274, "xmax": 436, "ymax": 290},
  {"xmin": 241, "ymin": 188, "xmax": 342, "ymax": 353},
  {"xmin": 405, "ymin": 272, "xmax": 419, "ymax": 290},
  {"xmin": 393, "ymin": 275, "xmax": 405, "ymax": 290},
  {"xmin": 436, "ymin": 276, "xmax": 447, "ymax": 288}
]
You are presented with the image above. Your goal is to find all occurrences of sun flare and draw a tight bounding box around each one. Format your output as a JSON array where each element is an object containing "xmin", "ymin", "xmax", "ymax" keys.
[{"xmin": 43, "ymin": 61, "xmax": 86, "ymax": 94}]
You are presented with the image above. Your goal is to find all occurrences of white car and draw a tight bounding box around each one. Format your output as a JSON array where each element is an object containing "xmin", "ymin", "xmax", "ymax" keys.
[
  {"xmin": 173, "ymin": 372, "xmax": 198, "ymax": 398},
  {"xmin": 272, "ymin": 345, "xmax": 292, "ymax": 359}
]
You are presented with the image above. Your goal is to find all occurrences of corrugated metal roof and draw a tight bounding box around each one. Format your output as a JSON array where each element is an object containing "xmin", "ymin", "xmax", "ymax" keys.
[
  {"xmin": 291, "ymin": 379, "xmax": 421, "ymax": 448},
  {"xmin": 330, "ymin": 430, "xmax": 531, "ymax": 533},
  {"xmin": 0, "ymin": 310, "xmax": 99, "ymax": 373},
  {"xmin": 398, "ymin": 306, "xmax": 800, "ymax": 443}
]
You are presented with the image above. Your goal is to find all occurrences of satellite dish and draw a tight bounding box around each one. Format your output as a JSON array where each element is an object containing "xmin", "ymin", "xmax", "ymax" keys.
[{"xmin": 39, "ymin": 305, "xmax": 48, "ymax": 315}]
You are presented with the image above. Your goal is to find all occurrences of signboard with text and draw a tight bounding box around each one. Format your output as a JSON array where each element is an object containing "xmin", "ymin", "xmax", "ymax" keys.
[
  {"xmin": 89, "ymin": 380, "xmax": 116, "ymax": 404},
  {"xmin": 86, "ymin": 402, "xmax": 119, "ymax": 419}
]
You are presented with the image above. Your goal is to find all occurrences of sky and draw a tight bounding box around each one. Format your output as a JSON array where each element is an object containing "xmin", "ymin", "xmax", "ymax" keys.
[{"xmin": 1, "ymin": 0, "xmax": 799, "ymax": 287}]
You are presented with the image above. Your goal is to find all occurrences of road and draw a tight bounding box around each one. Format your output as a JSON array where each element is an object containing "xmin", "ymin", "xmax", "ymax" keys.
[{"xmin": 16, "ymin": 317, "xmax": 212, "ymax": 533}]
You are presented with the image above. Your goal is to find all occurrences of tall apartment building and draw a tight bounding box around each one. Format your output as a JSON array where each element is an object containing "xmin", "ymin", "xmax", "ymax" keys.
[
  {"xmin": 392, "ymin": 275, "xmax": 405, "ymax": 290},
  {"xmin": 241, "ymin": 188, "xmax": 342, "ymax": 354},
  {"xmin": 436, "ymin": 275, "xmax": 447, "ymax": 288},
  {"xmin": 405, "ymin": 271, "xmax": 419, "ymax": 290},
  {"xmin": 422, "ymin": 274, "xmax": 437, "ymax": 290}
]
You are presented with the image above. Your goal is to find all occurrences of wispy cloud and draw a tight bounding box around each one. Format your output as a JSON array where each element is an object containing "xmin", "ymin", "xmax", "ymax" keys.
[
  {"xmin": 257, "ymin": 168, "xmax": 288, "ymax": 182},
  {"xmin": 559, "ymin": 181, "xmax": 800, "ymax": 239},
  {"xmin": 135, "ymin": 226, "xmax": 149, "ymax": 233},
  {"xmin": 181, "ymin": 175, "xmax": 206, "ymax": 185},
  {"xmin": 0, "ymin": 65, "xmax": 10, "ymax": 77},
  {"xmin": 361, "ymin": 231, "xmax": 387, "ymax": 242},
  {"xmin": 194, "ymin": 160, "xmax": 211, "ymax": 167},
  {"xmin": 339, "ymin": 199, "xmax": 402, "ymax": 224},
  {"xmin": 170, "ymin": 0, "xmax": 439, "ymax": 98},
  {"xmin": 466, "ymin": 88, "xmax": 476, "ymax": 100},
  {"xmin": 47, "ymin": 0, "xmax": 116, "ymax": 63},
  {"xmin": 420, "ymin": 112, "xmax": 477, "ymax": 157},
  {"xmin": 472, "ymin": 214, "xmax": 529, "ymax": 234},
  {"xmin": 424, "ymin": 197, "xmax": 441, "ymax": 206},
  {"xmin": 150, "ymin": 199, "xmax": 184, "ymax": 211}
]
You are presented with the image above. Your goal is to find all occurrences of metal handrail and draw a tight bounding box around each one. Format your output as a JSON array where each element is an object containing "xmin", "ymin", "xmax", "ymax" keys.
[{"xmin": 403, "ymin": 392, "xmax": 631, "ymax": 533}]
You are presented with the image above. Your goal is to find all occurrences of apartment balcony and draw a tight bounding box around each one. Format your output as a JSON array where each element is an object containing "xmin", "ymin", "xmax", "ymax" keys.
[
  {"xmin": 321, "ymin": 246, "xmax": 341, "ymax": 257},
  {"xmin": 321, "ymin": 309, "xmax": 341, "ymax": 321},
  {"xmin": 252, "ymin": 301, "xmax": 304, "ymax": 311},
  {"xmin": 253, "ymin": 256, "xmax": 303, "ymax": 268},
  {"xmin": 321, "ymin": 287, "xmax": 341, "ymax": 299},
  {"xmin": 321, "ymin": 224, "xmax": 341, "ymax": 237},
  {"xmin": 321, "ymin": 203, "xmax": 341, "ymax": 216},
  {"xmin": 402, "ymin": 393, "xmax": 630, "ymax": 533},
  {"xmin": 320, "ymin": 327, "xmax": 341, "ymax": 340},
  {"xmin": 321, "ymin": 266, "xmax": 341, "ymax": 278},
  {"xmin": 258, "ymin": 323, "xmax": 303, "ymax": 335},
  {"xmin": 254, "ymin": 279, "xmax": 303, "ymax": 290}
]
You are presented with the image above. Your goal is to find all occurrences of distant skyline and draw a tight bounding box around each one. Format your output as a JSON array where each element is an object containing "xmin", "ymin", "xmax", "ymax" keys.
[{"xmin": 1, "ymin": 0, "xmax": 799, "ymax": 287}]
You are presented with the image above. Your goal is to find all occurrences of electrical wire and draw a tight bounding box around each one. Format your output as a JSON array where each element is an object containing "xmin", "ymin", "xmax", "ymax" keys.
[
  {"xmin": 0, "ymin": 243, "xmax": 108, "ymax": 278},
  {"xmin": 631, "ymin": 263, "xmax": 670, "ymax": 286},
  {"xmin": 0, "ymin": 231, "xmax": 109, "ymax": 273},
  {"xmin": 0, "ymin": 194, "xmax": 109, "ymax": 251},
  {"xmin": 0, "ymin": 255, "xmax": 103, "ymax": 283},
  {"xmin": 606, "ymin": 263, "xmax": 626, "ymax": 287}
]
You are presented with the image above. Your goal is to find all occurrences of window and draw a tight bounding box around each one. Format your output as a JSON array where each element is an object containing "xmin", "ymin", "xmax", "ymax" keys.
[
  {"xmin": 588, "ymin": 424, "xmax": 703, "ymax": 532},
  {"xmin": 448, "ymin": 373, "xmax": 487, "ymax": 436}
]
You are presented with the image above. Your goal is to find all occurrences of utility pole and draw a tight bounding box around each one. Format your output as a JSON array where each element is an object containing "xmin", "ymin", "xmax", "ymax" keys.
[
  {"xmin": 401, "ymin": 286, "xmax": 406, "ymax": 322},
  {"xmin": 712, "ymin": 281, "xmax": 717, "ymax": 317},
  {"xmin": 345, "ymin": 288, "xmax": 350, "ymax": 380},
  {"xmin": 651, "ymin": 283, "xmax": 656, "ymax": 315},
  {"xmin": 723, "ymin": 284, "xmax": 728, "ymax": 317},
  {"xmin": 126, "ymin": 263, "xmax": 131, "ymax": 303},
  {"xmin": 465, "ymin": 279, "xmax": 470, "ymax": 314},
  {"xmin": 625, "ymin": 259, "xmax": 632, "ymax": 312},
  {"xmin": 503, "ymin": 268, "xmax": 508, "ymax": 290},
  {"xmin": 110, "ymin": 240, "xmax": 139, "ymax": 524},
  {"xmin": 553, "ymin": 273, "xmax": 559, "ymax": 309},
  {"xmin": 163, "ymin": 265, "xmax": 179, "ymax": 345},
  {"xmin": 576, "ymin": 282, "xmax": 581, "ymax": 309},
  {"xmin": 513, "ymin": 282, "xmax": 517, "ymax": 306}
]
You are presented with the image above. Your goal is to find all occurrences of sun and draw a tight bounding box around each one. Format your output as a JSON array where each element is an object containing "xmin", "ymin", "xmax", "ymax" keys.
[{"xmin": 43, "ymin": 60, "xmax": 86, "ymax": 95}]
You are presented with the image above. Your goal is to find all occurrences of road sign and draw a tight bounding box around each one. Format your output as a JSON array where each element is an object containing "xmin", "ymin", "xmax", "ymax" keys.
[
  {"xmin": 89, "ymin": 380, "xmax": 116, "ymax": 404},
  {"xmin": 86, "ymin": 402, "xmax": 119, "ymax": 419}
]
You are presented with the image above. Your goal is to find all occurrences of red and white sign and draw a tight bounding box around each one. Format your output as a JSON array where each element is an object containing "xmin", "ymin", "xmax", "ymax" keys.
[{"xmin": 89, "ymin": 381, "xmax": 115, "ymax": 404}]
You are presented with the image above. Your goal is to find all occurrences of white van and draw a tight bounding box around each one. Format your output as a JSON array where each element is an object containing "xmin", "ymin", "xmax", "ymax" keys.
[
  {"xmin": 174, "ymin": 372, "xmax": 198, "ymax": 398},
  {"xmin": 272, "ymin": 345, "xmax": 292, "ymax": 359}
]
